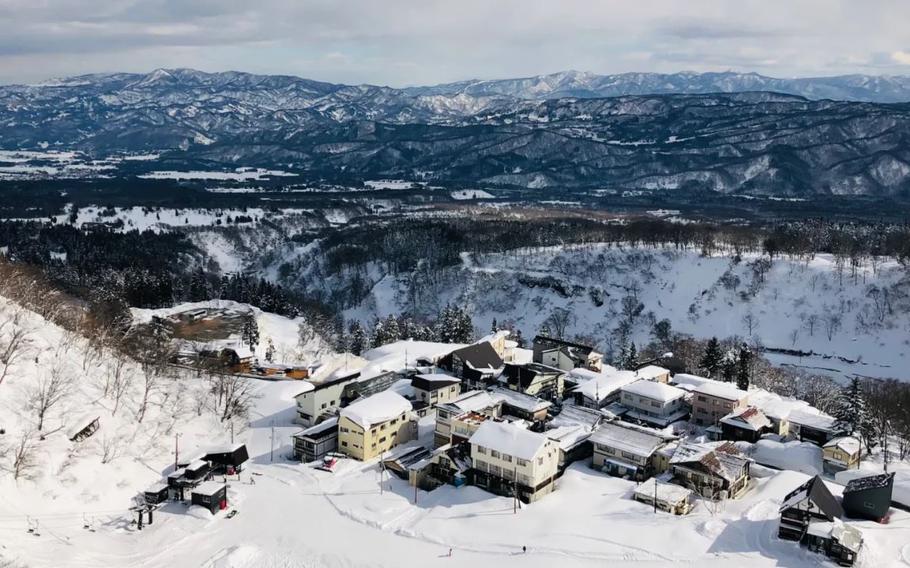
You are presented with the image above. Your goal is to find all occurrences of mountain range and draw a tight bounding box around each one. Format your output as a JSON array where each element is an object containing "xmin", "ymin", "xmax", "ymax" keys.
[{"xmin": 1, "ymin": 68, "xmax": 909, "ymax": 196}]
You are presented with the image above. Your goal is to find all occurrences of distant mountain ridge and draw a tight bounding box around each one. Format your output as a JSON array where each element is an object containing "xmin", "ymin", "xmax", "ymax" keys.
[
  {"xmin": 403, "ymin": 70, "xmax": 910, "ymax": 103},
  {"xmin": 1, "ymin": 68, "xmax": 910, "ymax": 197}
]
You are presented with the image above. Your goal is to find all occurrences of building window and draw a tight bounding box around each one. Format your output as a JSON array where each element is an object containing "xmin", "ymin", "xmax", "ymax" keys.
[
  {"xmin": 491, "ymin": 450, "xmax": 501, "ymax": 459},
  {"xmin": 321, "ymin": 403, "xmax": 327, "ymax": 409},
  {"xmin": 341, "ymin": 441, "xmax": 348, "ymax": 447},
  {"xmin": 697, "ymin": 396, "xmax": 707, "ymax": 402},
  {"xmin": 537, "ymin": 457, "xmax": 543, "ymax": 466},
  {"xmin": 477, "ymin": 446, "xmax": 486, "ymax": 454},
  {"xmin": 516, "ymin": 458, "xmax": 528, "ymax": 466},
  {"xmin": 379, "ymin": 437, "xmax": 387, "ymax": 443},
  {"xmin": 502, "ymin": 454, "xmax": 512, "ymax": 463},
  {"xmin": 330, "ymin": 400, "xmax": 336, "ymax": 406}
]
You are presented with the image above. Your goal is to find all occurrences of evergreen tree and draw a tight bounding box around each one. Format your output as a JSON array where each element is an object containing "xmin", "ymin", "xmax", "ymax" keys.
[
  {"xmin": 265, "ymin": 337, "xmax": 275, "ymax": 363},
  {"xmin": 616, "ymin": 340, "xmax": 630, "ymax": 370},
  {"xmin": 383, "ymin": 314, "xmax": 401, "ymax": 343},
  {"xmin": 699, "ymin": 337, "xmax": 723, "ymax": 378},
  {"xmin": 720, "ymin": 348, "xmax": 738, "ymax": 383},
  {"xmin": 833, "ymin": 377, "xmax": 870, "ymax": 437},
  {"xmin": 736, "ymin": 344, "xmax": 752, "ymax": 391},
  {"xmin": 371, "ymin": 317, "xmax": 386, "ymax": 348},
  {"xmin": 626, "ymin": 342, "xmax": 639, "ymax": 370},
  {"xmin": 348, "ymin": 321, "xmax": 366, "ymax": 355},
  {"xmin": 241, "ymin": 317, "xmax": 260, "ymax": 351},
  {"xmin": 491, "ymin": 318, "xmax": 498, "ymax": 334}
]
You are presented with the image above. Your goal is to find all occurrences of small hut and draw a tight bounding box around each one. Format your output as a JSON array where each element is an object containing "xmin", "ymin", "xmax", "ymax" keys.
[
  {"xmin": 144, "ymin": 483, "xmax": 170, "ymax": 505},
  {"xmin": 204, "ymin": 444, "xmax": 250, "ymax": 474},
  {"xmin": 191, "ymin": 482, "xmax": 227, "ymax": 514}
]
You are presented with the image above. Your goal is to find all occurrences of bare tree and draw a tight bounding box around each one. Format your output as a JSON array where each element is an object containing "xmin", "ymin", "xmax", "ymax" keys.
[
  {"xmin": 741, "ymin": 312, "xmax": 758, "ymax": 336},
  {"xmin": 544, "ymin": 308, "xmax": 574, "ymax": 339},
  {"xmin": 28, "ymin": 364, "xmax": 74, "ymax": 431},
  {"xmin": 0, "ymin": 318, "xmax": 31, "ymax": 386},
  {"xmin": 136, "ymin": 363, "xmax": 162, "ymax": 424},
  {"xmin": 106, "ymin": 354, "xmax": 132, "ymax": 416},
  {"xmin": 803, "ymin": 313, "xmax": 819, "ymax": 337},
  {"xmin": 213, "ymin": 372, "xmax": 258, "ymax": 422},
  {"xmin": 2, "ymin": 428, "xmax": 39, "ymax": 480},
  {"xmin": 99, "ymin": 433, "xmax": 125, "ymax": 464},
  {"xmin": 823, "ymin": 312, "xmax": 842, "ymax": 341}
]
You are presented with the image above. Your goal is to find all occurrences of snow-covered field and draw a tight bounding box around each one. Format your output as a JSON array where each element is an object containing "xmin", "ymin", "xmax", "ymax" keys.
[
  {"xmin": 2, "ymin": 296, "xmax": 909, "ymax": 568},
  {"xmin": 340, "ymin": 245, "xmax": 910, "ymax": 382},
  {"xmin": 137, "ymin": 169, "xmax": 297, "ymax": 181}
]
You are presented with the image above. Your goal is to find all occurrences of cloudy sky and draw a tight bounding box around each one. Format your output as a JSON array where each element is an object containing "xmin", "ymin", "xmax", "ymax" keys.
[{"xmin": 0, "ymin": 0, "xmax": 908, "ymax": 85}]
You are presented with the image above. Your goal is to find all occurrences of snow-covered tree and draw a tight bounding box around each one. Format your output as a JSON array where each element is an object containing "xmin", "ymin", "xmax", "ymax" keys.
[
  {"xmin": 264, "ymin": 338, "xmax": 275, "ymax": 363},
  {"xmin": 241, "ymin": 317, "xmax": 260, "ymax": 352},
  {"xmin": 719, "ymin": 348, "xmax": 738, "ymax": 383},
  {"xmin": 348, "ymin": 321, "xmax": 366, "ymax": 355},
  {"xmin": 832, "ymin": 377, "xmax": 869, "ymax": 438},
  {"xmin": 699, "ymin": 337, "xmax": 722, "ymax": 378},
  {"xmin": 736, "ymin": 344, "xmax": 752, "ymax": 391}
]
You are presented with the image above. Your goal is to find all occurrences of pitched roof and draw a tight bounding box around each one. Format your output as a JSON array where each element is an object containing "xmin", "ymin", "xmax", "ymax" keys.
[
  {"xmin": 633, "ymin": 365, "xmax": 671, "ymax": 381},
  {"xmin": 720, "ymin": 406, "xmax": 772, "ymax": 431},
  {"xmin": 573, "ymin": 369, "xmax": 640, "ymax": 403},
  {"xmin": 779, "ymin": 475, "xmax": 844, "ymax": 519},
  {"xmin": 469, "ymin": 420, "xmax": 551, "ymax": 461},
  {"xmin": 450, "ymin": 342, "xmax": 504, "ymax": 371},
  {"xmin": 621, "ymin": 380, "xmax": 686, "ymax": 403},
  {"xmin": 590, "ymin": 421, "xmax": 673, "ymax": 458},
  {"xmin": 438, "ymin": 390, "xmax": 500, "ymax": 415},
  {"xmin": 489, "ymin": 386, "xmax": 552, "ymax": 414},
  {"xmin": 294, "ymin": 417, "xmax": 339, "ymax": 439},
  {"xmin": 340, "ymin": 391, "xmax": 411, "ymax": 429},
  {"xmin": 550, "ymin": 404, "xmax": 604, "ymax": 429},
  {"xmin": 824, "ymin": 436, "xmax": 861, "ymax": 456},
  {"xmin": 410, "ymin": 373, "xmax": 461, "ymax": 391},
  {"xmin": 634, "ymin": 477, "xmax": 693, "ymax": 505},
  {"xmin": 789, "ymin": 409, "xmax": 838, "ymax": 433},
  {"xmin": 503, "ymin": 363, "xmax": 562, "ymax": 389},
  {"xmin": 693, "ymin": 380, "xmax": 749, "ymax": 401},
  {"xmin": 670, "ymin": 442, "xmax": 750, "ymax": 483},
  {"xmin": 533, "ymin": 335, "xmax": 597, "ymax": 356}
]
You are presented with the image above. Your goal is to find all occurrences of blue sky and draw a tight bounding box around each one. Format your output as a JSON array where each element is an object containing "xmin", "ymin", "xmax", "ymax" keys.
[{"xmin": 0, "ymin": 0, "xmax": 908, "ymax": 85}]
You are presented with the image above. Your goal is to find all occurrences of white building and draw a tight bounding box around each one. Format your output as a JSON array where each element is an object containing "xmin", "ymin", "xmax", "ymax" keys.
[
  {"xmin": 590, "ymin": 420, "xmax": 676, "ymax": 481},
  {"xmin": 620, "ymin": 380, "xmax": 689, "ymax": 427},
  {"xmin": 469, "ymin": 420, "xmax": 560, "ymax": 503},
  {"xmin": 434, "ymin": 390, "xmax": 503, "ymax": 447}
]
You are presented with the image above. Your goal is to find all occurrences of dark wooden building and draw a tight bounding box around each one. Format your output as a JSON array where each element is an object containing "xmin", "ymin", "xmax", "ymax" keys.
[
  {"xmin": 204, "ymin": 443, "xmax": 249, "ymax": 474},
  {"xmin": 842, "ymin": 472, "xmax": 894, "ymax": 521},
  {"xmin": 191, "ymin": 482, "xmax": 227, "ymax": 514},
  {"xmin": 779, "ymin": 475, "xmax": 844, "ymax": 541},
  {"xmin": 438, "ymin": 343, "xmax": 504, "ymax": 389},
  {"xmin": 293, "ymin": 417, "xmax": 339, "ymax": 463},
  {"xmin": 144, "ymin": 483, "xmax": 170, "ymax": 505}
]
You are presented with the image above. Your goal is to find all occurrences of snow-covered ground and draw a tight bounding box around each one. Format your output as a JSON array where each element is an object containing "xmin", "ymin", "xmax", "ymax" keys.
[
  {"xmin": 137, "ymin": 169, "xmax": 297, "ymax": 181},
  {"xmin": 340, "ymin": 245, "xmax": 910, "ymax": 382},
  {"xmin": 450, "ymin": 189, "xmax": 495, "ymax": 200},
  {"xmin": 2, "ymin": 295, "xmax": 910, "ymax": 568}
]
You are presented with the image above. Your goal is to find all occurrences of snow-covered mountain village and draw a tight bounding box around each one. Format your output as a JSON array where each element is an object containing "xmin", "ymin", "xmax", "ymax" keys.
[{"xmin": 1, "ymin": 260, "xmax": 908, "ymax": 568}]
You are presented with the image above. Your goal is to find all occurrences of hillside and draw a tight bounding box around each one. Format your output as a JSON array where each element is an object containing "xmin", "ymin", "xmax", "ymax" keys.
[{"xmin": 282, "ymin": 245, "xmax": 910, "ymax": 382}]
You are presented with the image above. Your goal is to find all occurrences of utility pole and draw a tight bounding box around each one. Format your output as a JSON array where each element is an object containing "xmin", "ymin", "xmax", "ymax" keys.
[
  {"xmin": 513, "ymin": 467, "xmax": 519, "ymax": 514},
  {"xmin": 174, "ymin": 433, "xmax": 180, "ymax": 471},
  {"xmin": 230, "ymin": 421, "xmax": 234, "ymax": 444},
  {"xmin": 653, "ymin": 478, "xmax": 658, "ymax": 514},
  {"xmin": 414, "ymin": 481, "xmax": 418, "ymax": 504},
  {"xmin": 270, "ymin": 420, "xmax": 275, "ymax": 463},
  {"xmin": 380, "ymin": 451, "xmax": 385, "ymax": 495}
]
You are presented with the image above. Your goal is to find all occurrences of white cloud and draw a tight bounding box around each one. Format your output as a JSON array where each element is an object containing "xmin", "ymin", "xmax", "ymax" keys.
[{"xmin": 0, "ymin": 0, "xmax": 907, "ymax": 85}]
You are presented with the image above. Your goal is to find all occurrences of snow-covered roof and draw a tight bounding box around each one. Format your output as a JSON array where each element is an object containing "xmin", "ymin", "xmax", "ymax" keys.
[
  {"xmin": 621, "ymin": 380, "xmax": 686, "ymax": 403},
  {"xmin": 824, "ymin": 436, "xmax": 861, "ymax": 456},
  {"xmin": 789, "ymin": 409, "xmax": 838, "ymax": 432},
  {"xmin": 670, "ymin": 442, "xmax": 749, "ymax": 482},
  {"xmin": 844, "ymin": 472, "xmax": 894, "ymax": 494},
  {"xmin": 146, "ymin": 483, "xmax": 168, "ymax": 493},
  {"xmin": 573, "ymin": 369, "xmax": 639, "ymax": 402},
  {"xmin": 186, "ymin": 459, "xmax": 208, "ymax": 473},
  {"xmin": 295, "ymin": 417, "xmax": 339, "ymax": 438},
  {"xmin": 489, "ymin": 386, "xmax": 551, "ymax": 413},
  {"xmin": 65, "ymin": 413, "xmax": 100, "ymax": 439},
  {"xmin": 549, "ymin": 404, "xmax": 604, "ymax": 429},
  {"xmin": 510, "ymin": 348, "xmax": 533, "ymax": 365},
  {"xmin": 469, "ymin": 420, "xmax": 551, "ymax": 461},
  {"xmin": 634, "ymin": 477, "xmax": 693, "ymax": 505},
  {"xmin": 751, "ymin": 439, "xmax": 822, "ymax": 476},
  {"xmin": 476, "ymin": 330, "xmax": 510, "ymax": 344},
  {"xmin": 693, "ymin": 380, "xmax": 748, "ymax": 401},
  {"xmin": 747, "ymin": 389, "xmax": 812, "ymax": 421},
  {"xmin": 193, "ymin": 481, "xmax": 226, "ymax": 498},
  {"xmin": 590, "ymin": 421, "xmax": 672, "ymax": 458},
  {"xmin": 720, "ymin": 407, "xmax": 771, "ymax": 431},
  {"xmin": 411, "ymin": 373, "xmax": 460, "ymax": 391},
  {"xmin": 546, "ymin": 425, "xmax": 592, "ymax": 451},
  {"xmin": 670, "ymin": 373, "xmax": 713, "ymax": 389},
  {"xmin": 340, "ymin": 391, "xmax": 412, "ymax": 430},
  {"xmin": 633, "ymin": 365, "xmax": 670, "ymax": 381},
  {"xmin": 440, "ymin": 390, "xmax": 500, "ymax": 415},
  {"xmin": 806, "ymin": 520, "xmax": 862, "ymax": 552}
]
